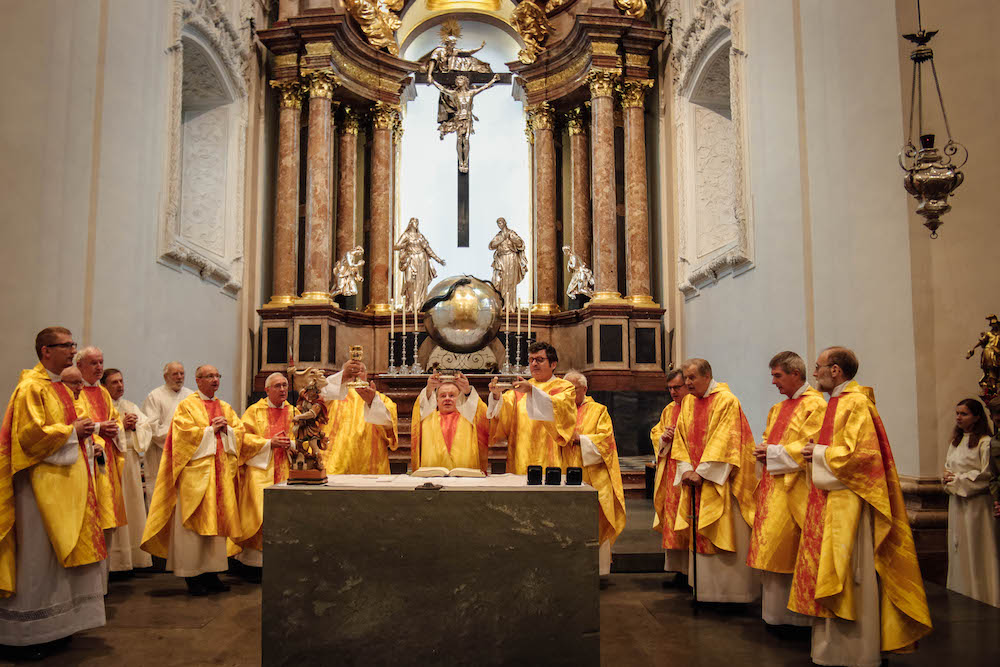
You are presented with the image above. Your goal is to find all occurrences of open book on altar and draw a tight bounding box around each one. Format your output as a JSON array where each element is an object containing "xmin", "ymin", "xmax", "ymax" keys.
[{"xmin": 411, "ymin": 467, "xmax": 486, "ymax": 478}]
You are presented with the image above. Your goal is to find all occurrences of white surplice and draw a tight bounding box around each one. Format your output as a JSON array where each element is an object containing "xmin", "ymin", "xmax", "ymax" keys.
[
  {"xmin": 141, "ymin": 384, "xmax": 193, "ymax": 508},
  {"xmin": 112, "ymin": 397, "xmax": 153, "ymax": 570}
]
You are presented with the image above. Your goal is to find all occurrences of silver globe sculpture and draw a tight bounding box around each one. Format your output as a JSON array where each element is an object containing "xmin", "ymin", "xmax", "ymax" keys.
[{"xmin": 421, "ymin": 276, "xmax": 504, "ymax": 354}]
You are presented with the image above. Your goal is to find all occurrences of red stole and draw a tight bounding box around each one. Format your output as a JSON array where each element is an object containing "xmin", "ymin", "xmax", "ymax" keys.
[
  {"xmin": 264, "ymin": 406, "xmax": 290, "ymax": 483},
  {"xmin": 201, "ymin": 398, "xmax": 230, "ymax": 534},
  {"xmin": 439, "ymin": 411, "xmax": 461, "ymax": 453},
  {"xmin": 687, "ymin": 394, "xmax": 716, "ymax": 554}
]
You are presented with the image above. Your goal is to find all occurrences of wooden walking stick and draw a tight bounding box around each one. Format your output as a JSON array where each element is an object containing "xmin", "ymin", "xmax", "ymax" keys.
[{"xmin": 690, "ymin": 485, "xmax": 698, "ymax": 614}]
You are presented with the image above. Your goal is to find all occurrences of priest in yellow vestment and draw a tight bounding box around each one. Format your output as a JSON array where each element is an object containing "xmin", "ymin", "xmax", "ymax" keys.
[
  {"xmin": 747, "ymin": 351, "xmax": 826, "ymax": 627},
  {"xmin": 410, "ymin": 372, "xmax": 488, "ymax": 472},
  {"xmin": 650, "ymin": 369, "xmax": 690, "ymax": 575},
  {"xmin": 488, "ymin": 342, "xmax": 576, "ymax": 474},
  {"xmin": 235, "ymin": 372, "xmax": 296, "ymax": 576},
  {"xmin": 791, "ymin": 347, "xmax": 931, "ymax": 665},
  {"xmin": 321, "ymin": 358, "xmax": 398, "ymax": 474},
  {"xmin": 0, "ymin": 327, "xmax": 106, "ymax": 656},
  {"xmin": 562, "ymin": 371, "xmax": 626, "ymax": 576},
  {"xmin": 142, "ymin": 365, "xmax": 244, "ymax": 596},
  {"xmin": 671, "ymin": 358, "xmax": 759, "ymax": 603}
]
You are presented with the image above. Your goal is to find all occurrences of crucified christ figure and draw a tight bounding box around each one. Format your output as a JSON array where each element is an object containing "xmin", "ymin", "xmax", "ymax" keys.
[{"xmin": 431, "ymin": 73, "xmax": 500, "ymax": 173}]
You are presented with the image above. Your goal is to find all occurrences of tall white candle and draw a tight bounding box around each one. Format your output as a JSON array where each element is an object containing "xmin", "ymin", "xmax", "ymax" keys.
[
  {"xmin": 527, "ymin": 301, "xmax": 532, "ymax": 340},
  {"xmin": 390, "ymin": 298, "xmax": 395, "ymax": 339},
  {"xmin": 517, "ymin": 299, "xmax": 521, "ymax": 337},
  {"xmin": 401, "ymin": 298, "xmax": 406, "ymax": 363}
]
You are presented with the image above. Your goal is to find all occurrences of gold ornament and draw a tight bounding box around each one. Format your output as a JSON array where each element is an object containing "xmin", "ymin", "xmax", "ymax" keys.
[
  {"xmin": 614, "ymin": 0, "xmax": 647, "ymax": 20},
  {"xmin": 511, "ymin": 0, "xmax": 552, "ymax": 64},
  {"xmin": 269, "ymin": 79, "xmax": 305, "ymax": 109},
  {"xmin": 587, "ymin": 69, "xmax": 618, "ymax": 99},
  {"xmin": 343, "ymin": 0, "xmax": 404, "ymax": 56},
  {"xmin": 564, "ymin": 106, "xmax": 586, "ymax": 135},
  {"xmin": 372, "ymin": 101, "xmax": 400, "ymax": 130},
  {"xmin": 303, "ymin": 69, "xmax": 338, "ymax": 99},
  {"xmin": 527, "ymin": 102, "xmax": 555, "ymax": 132},
  {"xmin": 618, "ymin": 78, "xmax": 652, "ymax": 108},
  {"xmin": 342, "ymin": 106, "xmax": 360, "ymax": 135}
]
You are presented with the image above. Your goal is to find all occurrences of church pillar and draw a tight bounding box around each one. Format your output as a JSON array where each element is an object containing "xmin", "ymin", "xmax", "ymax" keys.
[
  {"xmin": 588, "ymin": 70, "xmax": 622, "ymax": 302},
  {"xmin": 367, "ymin": 102, "xmax": 398, "ymax": 314},
  {"xmin": 620, "ymin": 78, "xmax": 656, "ymax": 307},
  {"xmin": 299, "ymin": 66, "xmax": 337, "ymax": 303},
  {"xmin": 565, "ymin": 106, "xmax": 591, "ymax": 269},
  {"xmin": 336, "ymin": 106, "xmax": 359, "ymax": 265},
  {"xmin": 530, "ymin": 103, "xmax": 558, "ymax": 314},
  {"xmin": 265, "ymin": 78, "xmax": 303, "ymax": 307}
]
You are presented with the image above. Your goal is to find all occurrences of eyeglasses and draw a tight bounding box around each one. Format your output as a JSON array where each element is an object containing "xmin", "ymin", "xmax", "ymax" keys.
[
  {"xmin": 45, "ymin": 342, "xmax": 77, "ymax": 349},
  {"xmin": 198, "ymin": 374, "xmax": 222, "ymax": 380}
]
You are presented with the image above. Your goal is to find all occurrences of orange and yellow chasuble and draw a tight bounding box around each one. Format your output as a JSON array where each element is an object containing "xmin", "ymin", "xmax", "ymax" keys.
[
  {"xmin": 323, "ymin": 390, "xmax": 398, "ymax": 474},
  {"xmin": 141, "ymin": 393, "xmax": 244, "ymax": 558},
  {"xmin": 236, "ymin": 399, "xmax": 296, "ymax": 552},
  {"xmin": 788, "ymin": 381, "xmax": 931, "ymax": 653},
  {"xmin": 671, "ymin": 383, "xmax": 757, "ymax": 555},
  {"xmin": 562, "ymin": 396, "xmax": 627, "ymax": 546},
  {"xmin": 0, "ymin": 365, "xmax": 105, "ymax": 596},
  {"xmin": 489, "ymin": 377, "xmax": 576, "ymax": 474},
  {"xmin": 410, "ymin": 397, "xmax": 489, "ymax": 472},
  {"xmin": 746, "ymin": 386, "xmax": 826, "ymax": 574},
  {"xmin": 79, "ymin": 384, "xmax": 127, "ymax": 530},
  {"xmin": 649, "ymin": 401, "xmax": 682, "ymax": 546}
]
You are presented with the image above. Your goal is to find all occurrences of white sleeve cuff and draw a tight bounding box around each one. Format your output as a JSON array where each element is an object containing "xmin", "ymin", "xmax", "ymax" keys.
[
  {"xmin": 43, "ymin": 429, "xmax": 80, "ymax": 466},
  {"xmin": 110, "ymin": 432, "xmax": 126, "ymax": 453},
  {"xmin": 418, "ymin": 387, "xmax": 436, "ymax": 420},
  {"xmin": 579, "ymin": 435, "xmax": 603, "ymax": 466},
  {"xmin": 696, "ymin": 461, "xmax": 732, "ymax": 486},
  {"xmin": 766, "ymin": 444, "xmax": 800, "ymax": 475},
  {"xmin": 673, "ymin": 460, "xmax": 693, "ymax": 485},
  {"xmin": 812, "ymin": 445, "xmax": 847, "ymax": 490},
  {"xmin": 364, "ymin": 394, "xmax": 393, "ymax": 427},
  {"xmin": 321, "ymin": 370, "xmax": 346, "ymax": 402},
  {"xmin": 487, "ymin": 391, "xmax": 503, "ymax": 419},
  {"xmin": 247, "ymin": 439, "xmax": 272, "ymax": 470},
  {"xmin": 191, "ymin": 427, "xmax": 218, "ymax": 461},
  {"xmin": 524, "ymin": 384, "xmax": 554, "ymax": 422},
  {"xmin": 457, "ymin": 387, "xmax": 480, "ymax": 424}
]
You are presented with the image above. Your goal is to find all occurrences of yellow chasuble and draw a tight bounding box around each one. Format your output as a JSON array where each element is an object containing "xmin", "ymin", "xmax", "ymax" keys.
[
  {"xmin": 236, "ymin": 399, "xmax": 296, "ymax": 552},
  {"xmin": 78, "ymin": 384, "xmax": 127, "ymax": 530},
  {"xmin": 489, "ymin": 377, "xmax": 576, "ymax": 474},
  {"xmin": 562, "ymin": 397, "xmax": 627, "ymax": 546},
  {"xmin": 0, "ymin": 365, "xmax": 106, "ymax": 595},
  {"xmin": 671, "ymin": 382, "xmax": 757, "ymax": 554},
  {"xmin": 323, "ymin": 390, "xmax": 398, "ymax": 474},
  {"xmin": 141, "ymin": 393, "xmax": 245, "ymax": 558},
  {"xmin": 746, "ymin": 386, "xmax": 826, "ymax": 574},
  {"xmin": 649, "ymin": 401, "xmax": 683, "ymax": 542},
  {"xmin": 410, "ymin": 393, "xmax": 489, "ymax": 472},
  {"xmin": 789, "ymin": 381, "xmax": 931, "ymax": 652}
]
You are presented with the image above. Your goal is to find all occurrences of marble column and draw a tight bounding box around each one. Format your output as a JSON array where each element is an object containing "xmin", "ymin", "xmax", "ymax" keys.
[
  {"xmin": 300, "ymin": 69, "xmax": 337, "ymax": 303},
  {"xmin": 530, "ymin": 103, "xmax": 558, "ymax": 314},
  {"xmin": 336, "ymin": 106, "xmax": 359, "ymax": 265},
  {"xmin": 367, "ymin": 103, "xmax": 398, "ymax": 314},
  {"xmin": 588, "ymin": 70, "xmax": 622, "ymax": 302},
  {"xmin": 620, "ymin": 79, "xmax": 656, "ymax": 307},
  {"xmin": 565, "ymin": 107, "xmax": 591, "ymax": 269},
  {"xmin": 265, "ymin": 79, "xmax": 303, "ymax": 307}
]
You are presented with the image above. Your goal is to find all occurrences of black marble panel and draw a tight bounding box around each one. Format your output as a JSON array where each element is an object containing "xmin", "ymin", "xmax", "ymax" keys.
[
  {"xmin": 298, "ymin": 324, "xmax": 321, "ymax": 363},
  {"xmin": 634, "ymin": 327, "xmax": 656, "ymax": 365},
  {"xmin": 599, "ymin": 324, "xmax": 623, "ymax": 363},
  {"xmin": 266, "ymin": 327, "xmax": 289, "ymax": 365},
  {"xmin": 590, "ymin": 391, "xmax": 672, "ymax": 457}
]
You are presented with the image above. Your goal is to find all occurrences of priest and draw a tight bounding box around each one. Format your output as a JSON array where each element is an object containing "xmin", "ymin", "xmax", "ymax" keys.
[
  {"xmin": 141, "ymin": 362, "xmax": 193, "ymax": 507},
  {"xmin": 141, "ymin": 365, "xmax": 244, "ymax": 596},
  {"xmin": 236, "ymin": 372, "xmax": 296, "ymax": 579},
  {"xmin": 102, "ymin": 368, "xmax": 153, "ymax": 572},
  {"xmin": 0, "ymin": 328, "xmax": 105, "ymax": 659},
  {"xmin": 321, "ymin": 358, "xmax": 398, "ymax": 474},
  {"xmin": 747, "ymin": 351, "xmax": 825, "ymax": 627},
  {"xmin": 791, "ymin": 347, "xmax": 931, "ymax": 665},
  {"xmin": 410, "ymin": 372, "xmax": 489, "ymax": 472},
  {"xmin": 671, "ymin": 358, "xmax": 759, "ymax": 603},
  {"xmin": 562, "ymin": 371, "xmax": 626, "ymax": 576},
  {"xmin": 649, "ymin": 369, "xmax": 690, "ymax": 575},
  {"xmin": 488, "ymin": 342, "xmax": 576, "ymax": 474}
]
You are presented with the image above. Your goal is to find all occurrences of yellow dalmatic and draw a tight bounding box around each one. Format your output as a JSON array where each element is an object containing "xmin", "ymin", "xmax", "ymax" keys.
[
  {"xmin": 141, "ymin": 393, "xmax": 244, "ymax": 558},
  {"xmin": 489, "ymin": 377, "xmax": 576, "ymax": 474},
  {"xmin": 236, "ymin": 399, "xmax": 296, "ymax": 552},
  {"xmin": 671, "ymin": 383, "xmax": 757, "ymax": 554},
  {"xmin": 323, "ymin": 390, "xmax": 398, "ymax": 474},
  {"xmin": 789, "ymin": 381, "xmax": 931, "ymax": 652},
  {"xmin": 563, "ymin": 397, "xmax": 627, "ymax": 546},
  {"xmin": 0, "ymin": 365, "xmax": 105, "ymax": 596},
  {"xmin": 79, "ymin": 384, "xmax": 127, "ymax": 530},
  {"xmin": 649, "ymin": 401, "xmax": 682, "ymax": 542},
  {"xmin": 746, "ymin": 386, "xmax": 825, "ymax": 574},
  {"xmin": 410, "ymin": 392, "xmax": 489, "ymax": 472}
]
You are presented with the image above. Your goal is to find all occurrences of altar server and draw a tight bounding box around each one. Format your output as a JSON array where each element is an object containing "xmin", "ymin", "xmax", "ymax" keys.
[
  {"xmin": 141, "ymin": 362, "xmax": 193, "ymax": 506},
  {"xmin": 0, "ymin": 328, "xmax": 105, "ymax": 659},
  {"xmin": 562, "ymin": 371, "xmax": 626, "ymax": 575},
  {"xmin": 410, "ymin": 372, "xmax": 488, "ymax": 472},
  {"xmin": 791, "ymin": 347, "xmax": 931, "ymax": 665},
  {"xmin": 747, "ymin": 352, "xmax": 825, "ymax": 626},
  {"xmin": 321, "ymin": 359, "xmax": 399, "ymax": 474},
  {"xmin": 488, "ymin": 342, "xmax": 576, "ymax": 474},
  {"xmin": 650, "ymin": 369, "xmax": 690, "ymax": 574},
  {"xmin": 142, "ymin": 365, "xmax": 244, "ymax": 596}
]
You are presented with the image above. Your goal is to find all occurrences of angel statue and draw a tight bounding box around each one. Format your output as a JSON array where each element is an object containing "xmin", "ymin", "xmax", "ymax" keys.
[
  {"xmin": 394, "ymin": 218, "xmax": 446, "ymax": 311},
  {"xmin": 966, "ymin": 314, "xmax": 1000, "ymax": 398},
  {"xmin": 489, "ymin": 217, "xmax": 527, "ymax": 310},
  {"xmin": 330, "ymin": 246, "xmax": 365, "ymax": 298},
  {"xmin": 432, "ymin": 73, "xmax": 500, "ymax": 173},
  {"xmin": 563, "ymin": 246, "xmax": 595, "ymax": 299},
  {"xmin": 427, "ymin": 22, "xmax": 493, "ymax": 76}
]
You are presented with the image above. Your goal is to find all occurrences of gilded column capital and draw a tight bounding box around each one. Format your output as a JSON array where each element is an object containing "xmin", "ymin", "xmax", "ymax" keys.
[
  {"xmin": 614, "ymin": 0, "xmax": 647, "ymax": 19},
  {"xmin": 269, "ymin": 79, "xmax": 305, "ymax": 109},
  {"xmin": 302, "ymin": 69, "xmax": 338, "ymax": 100},
  {"xmin": 587, "ymin": 69, "xmax": 619, "ymax": 99},
  {"xmin": 524, "ymin": 114, "xmax": 534, "ymax": 145},
  {"xmin": 564, "ymin": 106, "xmax": 587, "ymax": 135},
  {"xmin": 372, "ymin": 102, "xmax": 401, "ymax": 131},
  {"xmin": 342, "ymin": 106, "xmax": 360, "ymax": 135},
  {"xmin": 618, "ymin": 79, "xmax": 653, "ymax": 108},
  {"xmin": 527, "ymin": 102, "xmax": 555, "ymax": 133}
]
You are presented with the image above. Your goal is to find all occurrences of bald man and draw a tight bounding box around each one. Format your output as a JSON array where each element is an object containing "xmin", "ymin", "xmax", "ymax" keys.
[
  {"xmin": 410, "ymin": 372, "xmax": 488, "ymax": 473},
  {"xmin": 142, "ymin": 362, "xmax": 193, "ymax": 507}
]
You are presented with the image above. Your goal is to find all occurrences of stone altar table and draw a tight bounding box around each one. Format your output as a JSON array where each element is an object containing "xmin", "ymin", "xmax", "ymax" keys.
[{"xmin": 262, "ymin": 474, "xmax": 599, "ymax": 666}]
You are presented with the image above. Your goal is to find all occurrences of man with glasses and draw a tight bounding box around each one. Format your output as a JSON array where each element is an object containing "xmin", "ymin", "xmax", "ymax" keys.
[
  {"xmin": 141, "ymin": 365, "xmax": 244, "ymax": 596},
  {"xmin": 0, "ymin": 327, "xmax": 106, "ymax": 659},
  {"xmin": 650, "ymin": 368, "xmax": 691, "ymax": 577},
  {"xmin": 790, "ymin": 347, "xmax": 931, "ymax": 665},
  {"xmin": 142, "ymin": 362, "xmax": 193, "ymax": 509},
  {"xmin": 487, "ymin": 342, "xmax": 576, "ymax": 474}
]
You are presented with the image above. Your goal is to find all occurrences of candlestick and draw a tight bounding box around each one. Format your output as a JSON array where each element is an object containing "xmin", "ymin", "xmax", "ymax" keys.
[
  {"xmin": 527, "ymin": 301, "xmax": 532, "ymax": 341},
  {"xmin": 388, "ymin": 299, "xmax": 396, "ymax": 375},
  {"xmin": 399, "ymin": 297, "xmax": 409, "ymax": 373},
  {"xmin": 411, "ymin": 300, "xmax": 423, "ymax": 374}
]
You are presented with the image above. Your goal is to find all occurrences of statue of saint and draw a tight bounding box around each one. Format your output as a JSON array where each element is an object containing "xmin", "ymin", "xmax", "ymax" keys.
[
  {"xmin": 427, "ymin": 36, "xmax": 493, "ymax": 76},
  {"xmin": 488, "ymin": 217, "xmax": 527, "ymax": 310},
  {"xmin": 431, "ymin": 73, "xmax": 499, "ymax": 173},
  {"xmin": 330, "ymin": 246, "xmax": 365, "ymax": 298},
  {"xmin": 292, "ymin": 378, "xmax": 328, "ymax": 472},
  {"xmin": 966, "ymin": 314, "xmax": 1000, "ymax": 397},
  {"xmin": 394, "ymin": 218, "xmax": 446, "ymax": 311},
  {"xmin": 563, "ymin": 246, "xmax": 595, "ymax": 299}
]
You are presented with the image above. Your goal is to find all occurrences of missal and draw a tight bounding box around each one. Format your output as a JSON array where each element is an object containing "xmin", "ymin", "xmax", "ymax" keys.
[{"xmin": 411, "ymin": 467, "xmax": 486, "ymax": 478}]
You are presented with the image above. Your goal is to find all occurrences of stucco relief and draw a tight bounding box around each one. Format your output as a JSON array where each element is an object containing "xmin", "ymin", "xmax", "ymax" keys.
[
  {"xmin": 693, "ymin": 106, "xmax": 736, "ymax": 258},
  {"xmin": 180, "ymin": 107, "xmax": 228, "ymax": 256}
]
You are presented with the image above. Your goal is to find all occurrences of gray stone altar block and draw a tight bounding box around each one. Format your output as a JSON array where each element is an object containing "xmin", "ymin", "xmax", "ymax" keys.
[{"xmin": 262, "ymin": 482, "xmax": 599, "ymax": 666}]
